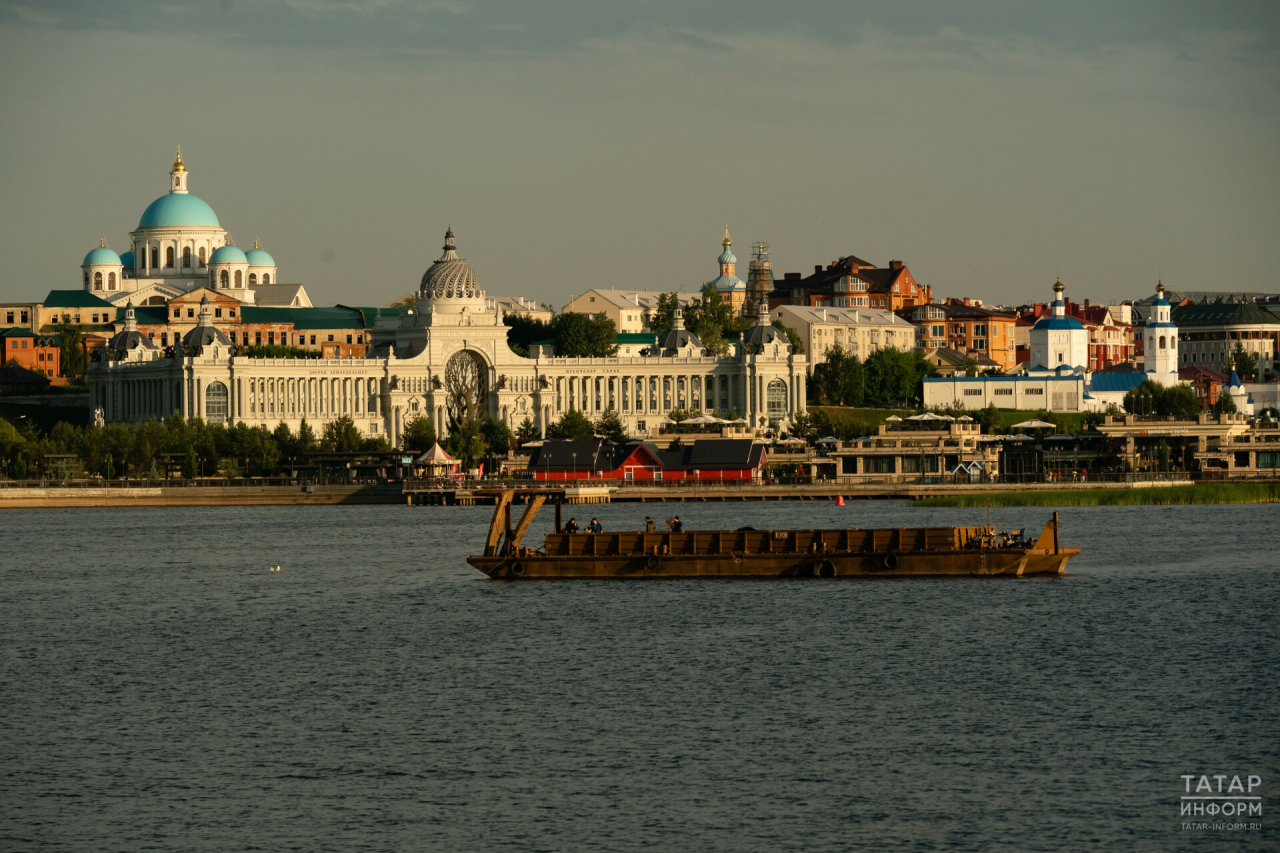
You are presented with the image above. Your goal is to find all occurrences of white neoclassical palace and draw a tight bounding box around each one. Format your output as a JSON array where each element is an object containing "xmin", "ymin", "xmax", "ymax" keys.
[{"xmin": 87, "ymin": 230, "xmax": 808, "ymax": 441}]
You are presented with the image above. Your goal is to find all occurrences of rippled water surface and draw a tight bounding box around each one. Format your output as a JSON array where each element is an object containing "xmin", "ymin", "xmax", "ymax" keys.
[{"xmin": 2, "ymin": 501, "xmax": 1278, "ymax": 851}]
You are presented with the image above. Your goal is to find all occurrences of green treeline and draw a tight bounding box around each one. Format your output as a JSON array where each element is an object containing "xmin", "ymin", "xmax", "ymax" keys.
[
  {"xmin": 810, "ymin": 345, "xmax": 939, "ymax": 409},
  {"xmin": 914, "ymin": 482, "xmax": 1280, "ymax": 507},
  {"xmin": 0, "ymin": 413, "xmax": 391, "ymax": 480}
]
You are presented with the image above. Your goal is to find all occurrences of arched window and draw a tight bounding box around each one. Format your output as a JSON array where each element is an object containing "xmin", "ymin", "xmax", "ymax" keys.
[
  {"xmin": 83, "ymin": 271, "xmax": 89, "ymax": 288},
  {"xmin": 234, "ymin": 270, "xmax": 242, "ymax": 288},
  {"xmin": 205, "ymin": 381, "xmax": 229, "ymax": 424},
  {"xmin": 108, "ymin": 272, "xmax": 116, "ymax": 290},
  {"xmin": 248, "ymin": 273, "xmax": 257, "ymax": 286},
  {"xmin": 166, "ymin": 247, "xmax": 175, "ymax": 268},
  {"xmin": 767, "ymin": 379, "xmax": 787, "ymax": 422},
  {"xmin": 183, "ymin": 247, "xmax": 192, "ymax": 268},
  {"xmin": 151, "ymin": 247, "xmax": 159, "ymax": 269},
  {"xmin": 262, "ymin": 273, "xmax": 270, "ymax": 284},
  {"xmin": 1159, "ymin": 336, "xmax": 1166, "ymax": 350},
  {"xmin": 220, "ymin": 270, "xmax": 230, "ymax": 288},
  {"xmin": 199, "ymin": 247, "xmax": 207, "ymax": 267},
  {"xmin": 93, "ymin": 271, "xmax": 103, "ymax": 290}
]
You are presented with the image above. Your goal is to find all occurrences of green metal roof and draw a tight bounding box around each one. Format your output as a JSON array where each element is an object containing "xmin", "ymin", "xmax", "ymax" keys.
[
  {"xmin": 42, "ymin": 290, "xmax": 115, "ymax": 309},
  {"xmin": 240, "ymin": 306, "xmax": 366, "ymax": 329},
  {"xmin": 615, "ymin": 333, "xmax": 658, "ymax": 344},
  {"xmin": 1172, "ymin": 301, "xmax": 1280, "ymax": 327},
  {"xmin": 0, "ymin": 327, "xmax": 35, "ymax": 337},
  {"xmin": 130, "ymin": 306, "xmax": 170, "ymax": 325}
]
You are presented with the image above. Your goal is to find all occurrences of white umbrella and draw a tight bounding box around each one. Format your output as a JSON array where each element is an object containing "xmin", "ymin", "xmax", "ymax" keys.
[
  {"xmin": 521, "ymin": 440, "xmax": 544, "ymax": 447},
  {"xmin": 1004, "ymin": 434, "xmax": 1033, "ymax": 441},
  {"xmin": 907, "ymin": 412, "xmax": 945, "ymax": 421},
  {"xmin": 1012, "ymin": 419, "xmax": 1056, "ymax": 429},
  {"xmin": 884, "ymin": 415, "xmax": 902, "ymax": 422},
  {"xmin": 817, "ymin": 436, "xmax": 839, "ymax": 444},
  {"xmin": 679, "ymin": 416, "xmax": 706, "ymax": 424},
  {"xmin": 957, "ymin": 415, "xmax": 974, "ymax": 422},
  {"xmin": 939, "ymin": 415, "xmax": 956, "ymax": 421},
  {"xmin": 729, "ymin": 417, "xmax": 748, "ymax": 424}
]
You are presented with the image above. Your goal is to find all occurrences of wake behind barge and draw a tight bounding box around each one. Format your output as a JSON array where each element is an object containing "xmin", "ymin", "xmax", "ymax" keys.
[{"xmin": 467, "ymin": 491, "xmax": 1082, "ymax": 579}]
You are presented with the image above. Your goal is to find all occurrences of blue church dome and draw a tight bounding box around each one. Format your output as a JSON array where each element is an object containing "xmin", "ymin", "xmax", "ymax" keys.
[
  {"xmin": 245, "ymin": 248, "xmax": 275, "ymax": 266},
  {"xmin": 119, "ymin": 250, "xmax": 134, "ymax": 269},
  {"xmin": 718, "ymin": 245, "xmax": 737, "ymax": 265},
  {"xmin": 83, "ymin": 246, "xmax": 121, "ymax": 265},
  {"xmin": 209, "ymin": 245, "xmax": 248, "ymax": 264},
  {"xmin": 138, "ymin": 193, "xmax": 221, "ymax": 228},
  {"xmin": 1032, "ymin": 316, "xmax": 1084, "ymax": 331}
]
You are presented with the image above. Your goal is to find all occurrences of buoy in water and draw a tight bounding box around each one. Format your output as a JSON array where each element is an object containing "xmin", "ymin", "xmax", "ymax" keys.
[{"xmin": 836, "ymin": 495, "xmax": 845, "ymax": 506}]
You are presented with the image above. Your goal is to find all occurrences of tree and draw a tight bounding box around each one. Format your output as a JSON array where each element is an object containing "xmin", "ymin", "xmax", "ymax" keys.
[
  {"xmin": 863, "ymin": 348, "xmax": 918, "ymax": 408},
  {"xmin": 963, "ymin": 358, "xmax": 980, "ymax": 377},
  {"xmin": 811, "ymin": 344, "xmax": 866, "ymax": 407},
  {"xmin": 1214, "ymin": 392, "xmax": 1238, "ymax": 415},
  {"xmin": 686, "ymin": 285, "xmax": 734, "ymax": 342},
  {"xmin": 551, "ymin": 312, "xmax": 617, "ymax": 358},
  {"xmin": 181, "ymin": 446, "xmax": 198, "ymax": 479},
  {"xmin": 53, "ymin": 323, "xmax": 86, "ymax": 379},
  {"xmin": 1123, "ymin": 379, "xmax": 1202, "ymax": 420},
  {"xmin": 481, "ymin": 418, "xmax": 514, "ymax": 455},
  {"xmin": 547, "ymin": 409, "xmax": 595, "ymax": 441},
  {"xmin": 515, "ymin": 416, "xmax": 539, "ymax": 444},
  {"xmin": 771, "ymin": 320, "xmax": 804, "ymax": 354},
  {"xmin": 650, "ymin": 293, "xmax": 680, "ymax": 337},
  {"xmin": 401, "ymin": 413, "xmax": 436, "ymax": 453},
  {"xmin": 1230, "ymin": 343, "xmax": 1258, "ymax": 382},
  {"xmin": 594, "ymin": 407, "xmax": 627, "ymax": 443},
  {"xmin": 699, "ymin": 324, "xmax": 729, "ymax": 356},
  {"xmin": 322, "ymin": 415, "xmax": 363, "ymax": 452},
  {"xmin": 296, "ymin": 419, "xmax": 317, "ymax": 454},
  {"xmin": 503, "ymin": 314, "xmax": 550, "ymax": 357}
]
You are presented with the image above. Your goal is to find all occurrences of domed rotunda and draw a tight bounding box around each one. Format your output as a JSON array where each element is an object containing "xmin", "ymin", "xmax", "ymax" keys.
[{"xmin": 419, "ymin": 229, "xmax": 487, "ymax": 314}]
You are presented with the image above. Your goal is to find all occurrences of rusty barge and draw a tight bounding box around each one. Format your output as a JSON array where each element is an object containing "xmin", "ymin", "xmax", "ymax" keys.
[{"xmin": 467, "ymin": 490, "xmax": 1082, "ymax": 579}]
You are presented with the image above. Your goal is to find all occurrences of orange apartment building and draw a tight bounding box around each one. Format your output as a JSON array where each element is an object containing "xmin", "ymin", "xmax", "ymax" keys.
[
  {"xmin": 0, "ymin": 327, "xmax": 64, "ymax": 383},
  {"xmin": 900, "ymin": 299, "xmax": 1018, "ymax": 373}
]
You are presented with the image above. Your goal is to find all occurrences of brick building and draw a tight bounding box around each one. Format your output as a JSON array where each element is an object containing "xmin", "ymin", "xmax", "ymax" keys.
[
  {"xmin": 772, "ymin": 256, "xmax": 932, "ymax": 311},
  {"xmin": 900, "ymin": 299, "xmax": 1018, "ymax": 373}
]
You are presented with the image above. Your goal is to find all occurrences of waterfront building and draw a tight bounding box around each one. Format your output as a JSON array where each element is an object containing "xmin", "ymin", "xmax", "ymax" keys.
[
  {"xmin": 1173, "ymin": 298, "xmax": 1280, "ymax": 381},
  {"xmin": 1141, "ymin": 282, "xmax": 1179, "ymax": 385},
  {"xmin": 87, "ymin": 229, "xmax": 808, "ymax": 440},
  {"xmin": 1028, "ymin": 279, "xmax": 1089, "ymax": 371},
  {"xmin": 771, "ymin": 304, "xmax": 916, "ymax": 375},
  {"xmin": 527, "ymin": 438, "xmax": 767, "ymax": 482}
]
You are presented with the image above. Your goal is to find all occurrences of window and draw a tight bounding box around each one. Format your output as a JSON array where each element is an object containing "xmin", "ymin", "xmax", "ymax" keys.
[
  {"xmin": 215, "ymin": 308, "xmax": 222, "ymax": 318},
  {"xmin": 766, "ymin": 378, "xmax": 787, "ymax": 422},
  {"xmin": 83, "ymin": 271, "xmax": 89, "ymax": 288},
  {"xmin": 173, "ymin": 308, "xmax": 180, "ymax": 318},
  {"xmin": 151, "ymin": 247, "xmax": 159, "ymax": 268},
  {"xmin": 161, "ymin": 333, "xmax": 167, "ymax": 345},
  {"xmin": 199, "ymin": 247, "xmax": 206, "ymax": 267},
  {"xmin": 220, "ymin": 270, "xmax": 229, "ymax": 288},
  {"xmin": 166, "ymin": 247, "xmax": 175, "ymax": 268},
  {"xmin": 256, "ymin": 332, "xmax": 262, "ymax": 345},
  {"xmin": 994, "ymin": 387, "xmax": 1013, "ymax": 396},
  {"xmin": 356, "ymin": 335, "xmax": 363, "ymax": 344},
  {"xmin": 268, "ymin": 332, "xmax": 275, "ymax": 345},
  {"xmin": 229, "ymin": 308, "xmax": 236, "ymax": 318},
  {"xmin": 262, "ymin": 274, "xmax": 270, "ymax": 284},
  {"xmin": 108, "ymin": 272, "xmax": 116, "ymax": 290},
  {"xmin": 94, "ymin": 272, "xmax": 103, "ymax": 290},
  {"xmin": 328, "ymin": 335, "xmax": 334, "ymax": 342},
  {"xmin": 248, "ymin": 273, "xmax": 257, "ymax": 286},
  {"xmin": 866, "ymin": 456, "xmax": 894, "ymax": 473},
  {"xmin": 931, "ymin": 325, "xmax": 944, "ymax": 337},
  {"xmin": 92, "ymin": 314, "xmax": 98, "ymax": 323},
  {"xmin": 234, "ymin": 270, "xmax": 242, "ymax": 288},
  {"xmin": 205, "ymin": 381, "xmax": 229, "ymax": 424},
  {"xmin": 346, "ymin": 335, "xmax": 352, "ymax": 344},
  {"xmin": 187, "ymin": 309, "xmax": 195, "ymax": 318},
  {"xmin": 4, "ymin": 312, "xmax": 10, "ymax": 323},
  {"xmin": 1057, "ymin": 353, "xmax": 1064, "ymax": 363},
  {"xmin": 1025, "ymin": 388, "xmax": 1044, "ymax": 395},
  {"xmin": 183, "ymin": 247, "xmax": 192, "ymax": 267},
  {"xmin": 310, "ymin": 335, "xmax": 316, "ymax": 345},
  {"xmin": 1159, "ymin": 336, "xmax": 1166, "ymax": 350},
  {"xmin": 973, "ymin": 324, "xmax": 986, "ymax": 336},
  {"xmin": 963, "ymin": 388, "xmax": 982, "ymax": 396},
  {"xmin": 974, "ymin": 339, "xmax": 986, "ymax": 350}
]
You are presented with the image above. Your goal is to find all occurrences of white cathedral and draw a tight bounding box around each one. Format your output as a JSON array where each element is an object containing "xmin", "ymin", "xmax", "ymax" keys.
[{"xmin": 78, "ymin": 147, "xmax": 308, "ymax": 308}]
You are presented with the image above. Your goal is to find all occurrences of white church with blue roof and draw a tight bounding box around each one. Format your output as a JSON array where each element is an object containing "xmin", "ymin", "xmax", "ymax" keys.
[
  {"xmin": 78, "ymin": 147, "xmax": 291, "ymax": 307},
  {"xmin": 925, "ymin": 279, "xmax": 1179, "ymax": 412}
]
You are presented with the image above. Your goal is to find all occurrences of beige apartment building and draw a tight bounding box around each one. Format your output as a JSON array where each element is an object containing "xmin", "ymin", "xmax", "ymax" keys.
[
  {"xmin": 772, "ymin": 304, "xmax": 917, "ymax": 375},
  {"xmin": 563, "ymin": 289, "xmax": 702, "ymax": 333}
]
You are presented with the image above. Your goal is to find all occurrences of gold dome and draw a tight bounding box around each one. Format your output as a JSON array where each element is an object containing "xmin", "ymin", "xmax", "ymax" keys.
[{"xmin": 171, "ymin": 142, "xmax": 185, "ymax": 173}]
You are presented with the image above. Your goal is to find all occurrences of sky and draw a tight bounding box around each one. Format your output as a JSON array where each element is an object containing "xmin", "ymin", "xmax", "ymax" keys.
[{"xmin": 1, "ymin": 0, "xmax": 1277, "ymax": 310}]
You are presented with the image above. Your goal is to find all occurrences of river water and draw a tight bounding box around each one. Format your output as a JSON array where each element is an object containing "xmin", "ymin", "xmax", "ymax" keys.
[{"xmin": 2, "ymin": 501, "xmax": 1277, "ymax": 851}]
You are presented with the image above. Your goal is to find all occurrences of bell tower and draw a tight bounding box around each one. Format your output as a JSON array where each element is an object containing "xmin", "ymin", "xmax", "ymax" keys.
[{"xmin": 170, "ymin": 143, "xmax": 188, "ymax": 194}]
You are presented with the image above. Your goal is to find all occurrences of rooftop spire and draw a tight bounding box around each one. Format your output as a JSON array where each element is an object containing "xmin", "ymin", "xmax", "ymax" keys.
[
  {"xmin": 172, "ymin": 142, "xmax": 185, "ymax": 172},
  {"xmin": 723, "ymin": 225, "xmax": 731, "ymax": 247},
  {"xmin": 169, "ymin": 143, "xmax": 189, "ymax": 193}
]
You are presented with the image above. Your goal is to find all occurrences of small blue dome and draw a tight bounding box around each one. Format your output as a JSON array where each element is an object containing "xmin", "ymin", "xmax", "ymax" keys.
[
  {"xmin": 705, "ymin": 274, "xmax": 746, "ymax": 292},
  {"xmin": 718, "ymin": 246, "xmax": 737, "ymax": 265},
  {"xmin": 1032, "ymin": 316, "xmax": 1085, "ymax": 331},
  {"xmin": 138, "ymin": 193, "xmax": 221, "ymax": 228},
  {"xmin": 245, "ymin": 248, "xmax": 276, "ymax": 267},
  {"xmin": 1152, "ymin": 297, "xmax": 1169, "ymax": 307},
  {"xmin": 83, "ymin": 246, "xmax": 121, "ymax": 266},
  {"xmin": 209, "ymin": 245, "xmax": 248, "ymax": 264},
  {"xmin": 119, "ymin": 250, "xmax": 134, "ymax": 269}
]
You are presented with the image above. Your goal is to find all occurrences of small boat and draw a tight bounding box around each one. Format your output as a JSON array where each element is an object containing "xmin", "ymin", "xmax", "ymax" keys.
[{"xmin": 467, "ymin": 491, "xmax": 1082, "ymax": 579}]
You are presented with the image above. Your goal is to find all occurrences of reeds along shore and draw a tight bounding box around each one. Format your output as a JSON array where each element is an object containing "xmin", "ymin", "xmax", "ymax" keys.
[{"xmin": 914, "ymin": 482, "xmax": 1280, "ymax": 508}]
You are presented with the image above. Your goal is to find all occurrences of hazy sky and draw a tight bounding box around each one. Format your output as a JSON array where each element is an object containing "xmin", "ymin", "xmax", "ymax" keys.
[{"xmin": 2, "ymin": 1, "xmax": 1277, "ymax": 309}]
